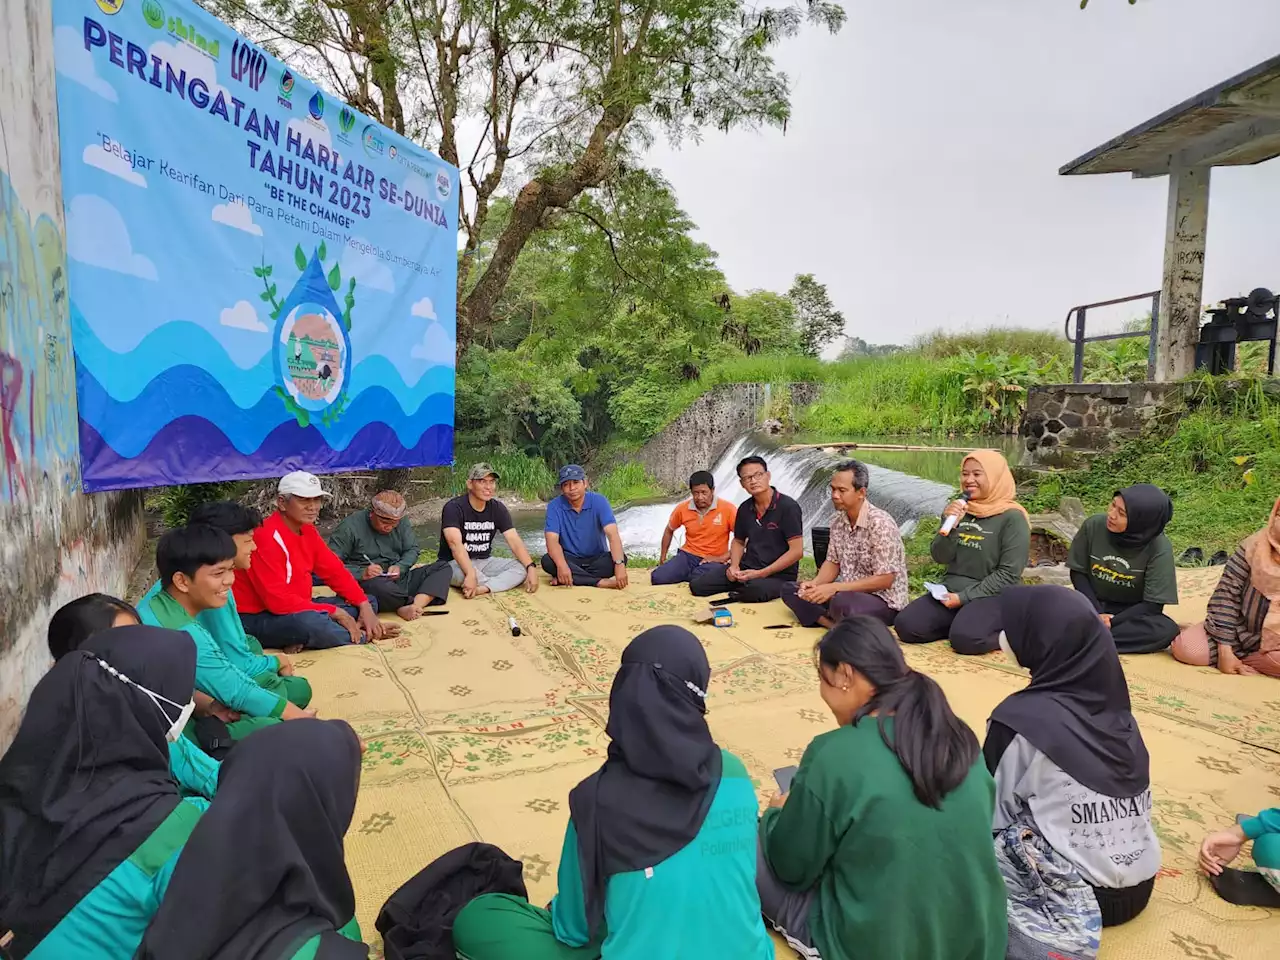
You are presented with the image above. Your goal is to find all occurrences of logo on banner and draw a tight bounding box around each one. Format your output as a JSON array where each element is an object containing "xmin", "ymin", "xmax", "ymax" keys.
[
  {"xmin": 338, "ymin": 107, "xmax": 356, "ymax": 142},
  {"xmin": 388, "ymin": 145, "xmax": 397, "ymax": 159},
  {"xmin": 95, "ymin": 0, "xmax": 124, "ymax": 14},
  {"xmin": 231, "ymin": 39, "xmax": 268, "ymax": 92},
  {"xmin": 165, "ymin": 15, "xmax": 219, "ymax": 59},
  {"xmin": 308, "ymin": 91, "xmax": 325, "ymax": 121},
  {"xmin": 362, "ymin": 124, "xmax": 385, "ymax": 158},
  {"xmin": 278, "ymin": 70, "xmax": 294, "ymax": 109},
  {"xmin": 141, "ymin": 0, "xmax": 164, "ymax": 28},
  {"xmin": 435, "ymin": 169, "xmax": 452, "ymax": 201}
]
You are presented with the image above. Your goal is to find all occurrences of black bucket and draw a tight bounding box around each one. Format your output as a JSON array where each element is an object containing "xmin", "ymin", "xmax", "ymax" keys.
[{"xmin": 812, "ymin": 526, "xmax": 830, "ymax": 569}]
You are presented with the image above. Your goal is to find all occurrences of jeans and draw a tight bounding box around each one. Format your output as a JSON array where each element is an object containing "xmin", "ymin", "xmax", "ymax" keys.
[
  {"xmin": 650, "ymin": 549, "xmax": 717, "ymax": 586},
  {"xmin": 239, "ymin": 596, "xmax": 376, "ymax": 650}
]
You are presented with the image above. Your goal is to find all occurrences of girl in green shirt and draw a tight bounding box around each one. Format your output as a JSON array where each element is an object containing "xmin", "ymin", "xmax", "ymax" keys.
[
  {"xmin": 758, "ymin": 616, "xmax": 1007, "ymax": 960},
  {"xmin": 137, "ymin": 719, "xmax": 367, "ymax": 960},
  {"xmin": 0, "ymin": 626, "xmax": 207, "ymax": 960}
]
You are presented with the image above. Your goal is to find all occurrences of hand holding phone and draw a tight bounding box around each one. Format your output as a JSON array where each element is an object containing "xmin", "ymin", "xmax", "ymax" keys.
[{"xmin": 773, "ymin": 765, "xmax": 798, "ymax": 794}]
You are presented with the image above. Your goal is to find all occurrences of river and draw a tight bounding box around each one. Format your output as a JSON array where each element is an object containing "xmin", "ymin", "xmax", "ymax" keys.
[{"xmin": 412, "ymin": 433, "xmax": 1022, "ymax": 559}]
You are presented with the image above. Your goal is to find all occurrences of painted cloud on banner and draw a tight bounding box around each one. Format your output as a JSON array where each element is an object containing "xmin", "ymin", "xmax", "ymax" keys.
[
  {"xmin": 54, "ymin": 26, "xmax": 118, "ymax": 101},
  {"xmin": 212, "ymin": 199, "xmax": 263, "ymax": 235},
  {"xmin": 82, "ymin": 144, "xmax": 147, "ymax": 187},
  {"xmin": 66, "ymin": 194, "xmax": 157, "ymax": 280},
  {"xmin": 220, "ymin": 300, "xmax": 268, "ymax": 333}
]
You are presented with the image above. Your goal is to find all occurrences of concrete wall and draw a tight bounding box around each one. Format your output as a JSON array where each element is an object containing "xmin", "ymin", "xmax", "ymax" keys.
[
  {"xmin": 635, "ymin": 382, "xmax": 820, "ymax": 489},
  {"xmin": 1020, "ymin": 382, "xmax": 1192, "ymax": 468},
  {"xmin": 0, "ymin": 1, "xmax": 146, "ymax": 751}
]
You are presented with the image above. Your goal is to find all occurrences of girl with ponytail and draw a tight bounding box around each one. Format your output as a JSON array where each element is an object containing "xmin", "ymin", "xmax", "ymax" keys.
[{"xmin": 757, "ymin": 616, "xmax": 1007, "ymax": 960}]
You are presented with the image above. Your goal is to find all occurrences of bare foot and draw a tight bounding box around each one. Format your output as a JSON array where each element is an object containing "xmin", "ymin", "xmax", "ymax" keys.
[
  {"xmin": 284, "ymin": 644, "xmax": 304, "ymax": 655},
  {"xmin": 816, "ymin": 616, "xmax": 835, "ymax": 629},
  {"xmin": 381, "ymin": 623, "xmax": 403, "ymax": 638},
  {"xmin": 596, "ymin": 577, "xmax": 619, "ymax": 589},
  {"xmin": 397, "ymin": 604, "xmax": 422, "ymax": 621}
]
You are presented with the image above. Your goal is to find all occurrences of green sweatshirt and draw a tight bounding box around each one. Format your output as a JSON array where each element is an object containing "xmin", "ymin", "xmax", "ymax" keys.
[
  {"xmin": 140, "ymin": 582, "xmax": 287, "ymax": 719},
  {"xmin": 930, "ymin": 508, "xmax": 1030, "ymax": 604},
  {"xmin": 327, "ymin": 510, "xmax": 421, "ymax": 578},
  {"xmin": 196, "ymin": 590, "xmax": 279, "ymax": 679},
  {"xmin": 760, "ymin": 719, "xmax": 1006, "ymax": 960}
]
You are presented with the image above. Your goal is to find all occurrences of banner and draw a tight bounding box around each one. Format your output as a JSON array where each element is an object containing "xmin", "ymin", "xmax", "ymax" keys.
[{"xmin": 51, "ymin": 0, "xmax": 458, "ymax": 491}]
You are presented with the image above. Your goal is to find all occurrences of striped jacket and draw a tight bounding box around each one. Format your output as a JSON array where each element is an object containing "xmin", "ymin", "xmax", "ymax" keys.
[{"xmin": 1204, "ymin": 544, "xmax": 1272, "ymax": 665}]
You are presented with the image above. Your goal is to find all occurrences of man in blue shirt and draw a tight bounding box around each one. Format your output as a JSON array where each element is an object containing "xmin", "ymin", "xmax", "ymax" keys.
[{"xmin": 542, "ymin": 465, "xmax": 629, "ymax": 589}]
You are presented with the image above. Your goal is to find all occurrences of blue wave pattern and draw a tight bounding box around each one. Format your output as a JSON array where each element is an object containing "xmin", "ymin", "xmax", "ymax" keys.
[
  {"xmin": 79, "ymin": 418, "xmax": 455, "ymax": 492},
  {"xmin": 77, "ymin": 364, "xmax": 454, "ymax": 458}
]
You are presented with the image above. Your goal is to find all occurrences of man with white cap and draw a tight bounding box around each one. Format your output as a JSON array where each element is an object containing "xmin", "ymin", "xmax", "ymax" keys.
[
  {"xmin": 439, "ymin": 463, "xmax": 539, "ymax": 598},
  {"xmin": 328, "ymin": 490, "xmax": 453, "ymax": 619},
  {"xmin": 234, "ymin": 471, "xmax": 390, "ymax": 648}
]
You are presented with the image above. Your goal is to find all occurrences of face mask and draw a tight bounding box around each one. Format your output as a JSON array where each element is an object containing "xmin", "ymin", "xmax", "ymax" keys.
[
  {"xmin": 998, "ymin": 630, "xmax": 1020, "ymax": 667},
  {"xmin": 97, "ymin": 658, "xmax": 195, "ymax": 743}
]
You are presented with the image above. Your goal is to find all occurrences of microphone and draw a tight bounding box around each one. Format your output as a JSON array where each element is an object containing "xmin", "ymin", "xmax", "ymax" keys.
[
  {"xmin": 939, "ymin": 491, "xmax": 972, "ymax": 536},
  {"xmin": 509, "ymin": 616, "xmax": 522, "ymax": 637}
]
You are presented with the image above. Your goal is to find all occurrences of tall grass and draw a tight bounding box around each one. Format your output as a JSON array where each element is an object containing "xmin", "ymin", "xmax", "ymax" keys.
[
  {"xmin": 1023, "ymin": 377, "xmax": 1280, "ymax": 555},
  {"xmin": 914, "ymin": 327, "xmax": 1069, "ymax": 363},
  {"xmin": 445, "ymin": 450, "xmax": 557, "ymax": 501},
  {"xmin": 594, "ymin": 462, "xmax": 664, "ymax": 507}
]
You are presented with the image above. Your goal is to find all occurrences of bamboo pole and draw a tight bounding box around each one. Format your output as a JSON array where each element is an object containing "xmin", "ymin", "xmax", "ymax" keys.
[{"xmin": 781, "ymin": 442, "xmax": 975, "ymax": 454}]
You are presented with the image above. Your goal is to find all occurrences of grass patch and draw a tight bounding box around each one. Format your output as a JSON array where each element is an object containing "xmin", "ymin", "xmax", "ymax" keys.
[
  {"xmin": 436, "ymin": 449, "xmax": 559, "ymax": 502},
  {"xmin": 594, "ymin": 462, "xmax": 665, "ymax": 508},
  {"xmin": 1022, "ymin": 377, "xmax": 1280, "ymax": 557}
]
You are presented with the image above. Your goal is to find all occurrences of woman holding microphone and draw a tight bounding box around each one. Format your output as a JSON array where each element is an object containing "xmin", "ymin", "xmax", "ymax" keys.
[{"xmin": 894, "ymin": 450, "xmax": 1030, "ymax": 654}]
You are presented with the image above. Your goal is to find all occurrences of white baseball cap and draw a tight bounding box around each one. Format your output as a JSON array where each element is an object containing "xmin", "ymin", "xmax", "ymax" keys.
[{"xmin": 278, "ymin": 471, "xmax": 331, "ymax": 498}]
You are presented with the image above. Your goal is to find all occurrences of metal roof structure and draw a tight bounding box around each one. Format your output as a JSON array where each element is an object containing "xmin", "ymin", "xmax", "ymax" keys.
[{"xmin": 1061, "ymin": 53, "xmax": 1280, "ymax": 178}]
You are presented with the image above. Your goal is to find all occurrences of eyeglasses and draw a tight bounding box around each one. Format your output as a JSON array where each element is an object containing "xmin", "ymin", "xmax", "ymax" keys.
[{"xmin": 739, "ymin": 471, "xmax": 767, "ymax": 483}]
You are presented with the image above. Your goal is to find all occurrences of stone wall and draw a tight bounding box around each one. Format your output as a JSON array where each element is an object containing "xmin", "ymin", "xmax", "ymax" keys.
[
  {"xmin": 635, "ymin": 382, "xmax": 821, "ymax": 489},
  {"xmin": 1020, "ymin": 382, "xmax": 1192, "ymax": 468},
  {"xmin": 0, "ymin": 2, "xmax": 147, "ymax": 752}
]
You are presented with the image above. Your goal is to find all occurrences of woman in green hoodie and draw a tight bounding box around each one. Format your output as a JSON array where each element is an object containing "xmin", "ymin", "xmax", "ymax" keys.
[{"xmin": 757, "ymin": 616, "xmax": 1007, "ymax": 960}]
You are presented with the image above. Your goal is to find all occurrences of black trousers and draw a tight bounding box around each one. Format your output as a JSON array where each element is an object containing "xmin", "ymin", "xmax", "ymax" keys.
[
  {"xmin": 541, "ymin": 551, "xmax": 615, "ymax": 586},
  {"xmin": 893, "ymin": 594, "xmax": 1004, "ymax": 655},
  {"xmin": 688, "ymin": 563, "xmax": 791, "ymax": 602},
  {"xmin": 361, "ymin": 560, "xmax": 451, "ymax": 609},
  {"xmin": 1101, "ymin": 601, "xmax": 1180, "ymax": 655}
]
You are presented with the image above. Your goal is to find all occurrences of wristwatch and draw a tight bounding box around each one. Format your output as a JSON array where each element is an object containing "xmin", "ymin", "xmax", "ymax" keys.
[
  {"xmin": 613, "ymin": 556, "xmax": 627, "ymax": 567},
  {"xmin": 525, "ymin": 562, "xmax": 537, "ymax": 571}
]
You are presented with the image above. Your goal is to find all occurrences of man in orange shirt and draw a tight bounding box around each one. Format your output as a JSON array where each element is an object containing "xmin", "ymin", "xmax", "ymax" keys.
[{"xmin": 651, "ymin": 471, "xmax": 738, "ymax": 587}]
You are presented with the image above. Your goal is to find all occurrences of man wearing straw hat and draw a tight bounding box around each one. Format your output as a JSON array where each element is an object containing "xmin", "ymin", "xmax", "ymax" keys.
[{"xmin": 328, "ymin": 490, "xmax": 453, "ymax": 620}]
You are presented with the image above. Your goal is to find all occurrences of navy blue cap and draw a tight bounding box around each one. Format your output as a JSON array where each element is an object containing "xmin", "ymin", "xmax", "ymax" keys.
[{"xmin": 558, "ymin": 464, "xmax": 586, "ymax": 485}]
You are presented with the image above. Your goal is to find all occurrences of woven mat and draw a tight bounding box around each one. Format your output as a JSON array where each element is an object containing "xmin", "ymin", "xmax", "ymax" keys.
[{"xmin": 296, "ymin": 568, "xmax": 1280, "ymax": 960}]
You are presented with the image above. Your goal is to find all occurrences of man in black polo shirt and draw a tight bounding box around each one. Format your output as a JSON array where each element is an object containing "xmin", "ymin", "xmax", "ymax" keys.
[{"xmin": 690, "ymin": 455, "xmax": 804, "ymax": 602}]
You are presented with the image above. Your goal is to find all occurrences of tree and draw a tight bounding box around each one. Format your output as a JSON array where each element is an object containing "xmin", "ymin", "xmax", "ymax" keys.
[
  {"xmin": 788, "ymin": 273, "xmax": 844, "ymax": 356},
  {"xmin": 208, "ymin": 0, "xmax": 846, "ymax": 352}
]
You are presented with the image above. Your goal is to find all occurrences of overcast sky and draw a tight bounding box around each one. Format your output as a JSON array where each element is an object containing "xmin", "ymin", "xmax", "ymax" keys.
[{"xmin": 646, "ymin": 0, "xmax": 1280, "ymax": 347}]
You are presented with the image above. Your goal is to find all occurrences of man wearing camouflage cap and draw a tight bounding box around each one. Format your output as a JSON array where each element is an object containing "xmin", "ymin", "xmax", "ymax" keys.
[{"xmin": 438, "ymin": 463, "xmax": 539, "ymax": 598}]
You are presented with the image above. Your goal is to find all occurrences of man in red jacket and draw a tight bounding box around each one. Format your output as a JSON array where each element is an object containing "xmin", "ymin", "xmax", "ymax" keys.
[{"xmin": 235, "ymin": 471, "xmax": 391, "ymax": 649}]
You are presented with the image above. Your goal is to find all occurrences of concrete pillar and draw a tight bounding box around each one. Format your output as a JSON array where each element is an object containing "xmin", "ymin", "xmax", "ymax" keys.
[{"xmin": 1155, "ymin": 164, "xmax": 1211, "ymax": 381}]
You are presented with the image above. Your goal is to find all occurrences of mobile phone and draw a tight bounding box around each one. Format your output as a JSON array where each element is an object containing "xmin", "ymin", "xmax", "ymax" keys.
[{"xmin": 773, "ymin": 765, "xmax": 798, "ymax": 794}]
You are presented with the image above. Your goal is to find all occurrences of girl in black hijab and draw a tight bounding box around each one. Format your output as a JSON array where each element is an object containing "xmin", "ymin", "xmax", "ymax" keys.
[
  {"xmin": 451, "ymin": 626, "xmax": 772, "ymax": 960},
  {"xmin": 0, "ymin": 626, "xmax": 203, "ymax": 959},
  {"xmin": 988, "ymin": 586, "xmax": 1160, "ymax": 930},
  {"xmin": 137, "ymin": 718, "xmax": 367, "ymax": 960},
  {"xmin": 1066, "ymin": 483, "xmax": 1180, "ymax": 654}
]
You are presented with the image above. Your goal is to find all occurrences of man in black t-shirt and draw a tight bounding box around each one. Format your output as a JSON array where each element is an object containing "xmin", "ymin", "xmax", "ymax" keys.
[
  {"xmin": 438, "ymin": 463, "xmax": 539, "ymax": 598},
  {"xmin": 690, "ymin": 455, "xmax": 804, "ymax": 602}
]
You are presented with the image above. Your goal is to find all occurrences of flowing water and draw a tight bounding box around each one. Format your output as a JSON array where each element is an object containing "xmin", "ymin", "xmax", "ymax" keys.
[{"xmin": 413, "ymin": 432, "xmax": 1015, "ymax": 559}]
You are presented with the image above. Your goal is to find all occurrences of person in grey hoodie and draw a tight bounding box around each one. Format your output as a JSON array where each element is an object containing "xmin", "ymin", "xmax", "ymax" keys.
[{"xmin": 985, "ymin": 586, "xmax": 1160, "ymax": 943}]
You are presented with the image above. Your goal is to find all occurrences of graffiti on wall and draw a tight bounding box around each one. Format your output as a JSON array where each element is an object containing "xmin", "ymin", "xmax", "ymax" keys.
[{"xmin": 0, "ymin": 170, "xmax": 80, "ymax": 502}]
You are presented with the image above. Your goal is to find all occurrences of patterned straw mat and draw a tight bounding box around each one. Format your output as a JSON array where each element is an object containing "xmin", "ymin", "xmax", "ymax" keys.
[{"xmin": 292, "ymin": 568, "xmax": 1280, "ymax": 959}]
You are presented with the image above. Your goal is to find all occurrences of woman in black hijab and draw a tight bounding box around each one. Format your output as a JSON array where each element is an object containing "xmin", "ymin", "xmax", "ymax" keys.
[
  {"xmin": 1066, "ymin": 483, "xmax": 1180, "ymax": 654},
  {"xmin": 0, "ymin": 626, "xmax": 204, "ymax": 959},
  {"xmin": 137, "ymin": 718, "xmax": 367, "ymax": 960},
  {"xmin": 451, "ymin": 626, "xmax": 772, "ymax": 960},
  {"xmin": 987, "ymin": 586, "xmax": 1160, "ymax": 931}
]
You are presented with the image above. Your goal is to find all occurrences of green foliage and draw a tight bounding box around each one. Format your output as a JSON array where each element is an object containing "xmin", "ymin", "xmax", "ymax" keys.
[
  {"xmin": 914, "ymin": 327, "xmax": 1069, "ymax": 363},
  {"xmin": 147, "ymin": 482, "xmax": 246, "ymax": 530},
  {"xmin": 593, "ymin": 462, "xmax": 664, "ymax": 508},
  {"xmin": 789, "ymin": 274, "xmax": 845, "ymax": 357},
  {"xmin": 1022, "ymin": 377, "xmax": 1280, "ymax": 556}
]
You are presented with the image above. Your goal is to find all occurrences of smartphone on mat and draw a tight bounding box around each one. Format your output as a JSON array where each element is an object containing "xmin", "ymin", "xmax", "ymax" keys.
[{"xmin": 773, "ymin": 765, "xmax": 798, "ymax": 794}]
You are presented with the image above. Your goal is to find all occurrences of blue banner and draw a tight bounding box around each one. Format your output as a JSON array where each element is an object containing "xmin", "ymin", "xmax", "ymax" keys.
[{"xmin": 51, "ymin": 0, "xmax": 457, "ymax": 491}]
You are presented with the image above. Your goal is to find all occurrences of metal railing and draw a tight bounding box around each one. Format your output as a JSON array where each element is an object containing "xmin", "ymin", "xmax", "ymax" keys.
[{"xmin": 1063, "ymin": 290, "xmax": 1160, "ymax": 383}]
